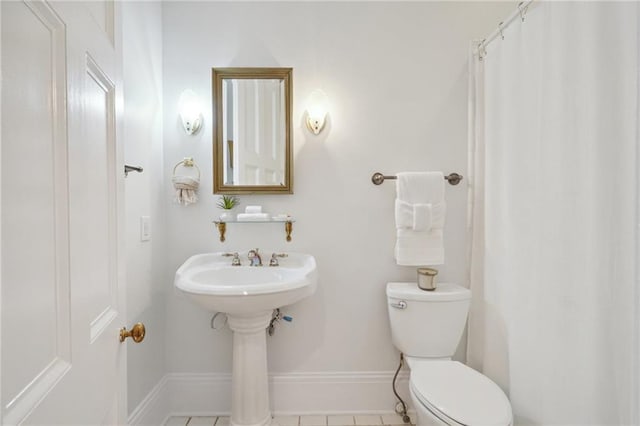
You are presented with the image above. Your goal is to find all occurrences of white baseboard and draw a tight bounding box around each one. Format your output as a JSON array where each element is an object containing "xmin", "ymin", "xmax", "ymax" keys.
[
  {"xmin": 128, "ymin": 371, "xmax": 411, "ymax": 425},
  {"xmin": 268, "ymin": 371, "xmax": 411, "ymax": 415}
]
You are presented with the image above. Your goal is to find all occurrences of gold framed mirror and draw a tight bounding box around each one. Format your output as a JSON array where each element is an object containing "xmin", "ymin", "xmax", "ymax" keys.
[{"xmin": 212, "ymin": 68, "xmax": 293, "ymax": 194}]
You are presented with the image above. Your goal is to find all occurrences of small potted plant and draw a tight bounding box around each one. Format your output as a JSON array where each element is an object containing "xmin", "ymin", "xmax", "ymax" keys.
[{"xmin": 217, "ymin": 195, "xmax": 240, "ymax": 221}]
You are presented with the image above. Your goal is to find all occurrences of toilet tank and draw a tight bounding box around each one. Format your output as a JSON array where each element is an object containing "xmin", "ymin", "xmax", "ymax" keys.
[{"xmin": 386, "ymin": 282, "xmax": 471, "ymax": 358}]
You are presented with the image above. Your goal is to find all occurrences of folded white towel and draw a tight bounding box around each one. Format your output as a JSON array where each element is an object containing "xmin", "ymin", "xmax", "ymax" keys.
[
  {"xmin": 172, "ymin": 175, "xmax": 199, "ymax": 206},
  {"xmin": 245, "ymin": 205, "xmax": 262, "ymax": 214},
  {"xmin": 413, "ymin": 203, "xmax": 432, "ymax": 231},
  {"xmin": 396, "ymin": 172, "xmax": 444, "ymax": 204},
  {"xmin": 395, "ymin": 200, "xmax": 434, "ymax": 231},
  {"xmin": 237, "ymin": 213, "xmax": 270, "ymax": 222},
  {"xmin": 395, "ymin": 228, "xmax": 444, "ymax": 266},
  {"xmin": 394, "ymin": 172, "xmax": 445, "ymax": 265},
  {"xmin": 395, "ymin": 199, "xmax": 446, "ymax": 231}
]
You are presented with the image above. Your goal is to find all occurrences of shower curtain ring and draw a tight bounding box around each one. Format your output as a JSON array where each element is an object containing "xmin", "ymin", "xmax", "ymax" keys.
[
  {"xmin": 518, "ymin": 2, "xmax": 529, "ymax": 22},
  {"xmin": 477, "ymin": 39, "xmax": 487, "ymax": 61},
  {"xmin": 498, "ymin": 22, "xmax": 505, "ymax": 40}
]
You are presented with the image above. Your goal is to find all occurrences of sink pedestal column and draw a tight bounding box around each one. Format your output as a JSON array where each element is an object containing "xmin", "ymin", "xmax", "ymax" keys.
[{"xmin": 227, "ymin": 312, "xmax": 273, "ymax": 426}]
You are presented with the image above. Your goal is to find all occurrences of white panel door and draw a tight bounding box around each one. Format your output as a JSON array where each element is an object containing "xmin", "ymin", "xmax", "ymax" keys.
[
  {"xmin": 233, "ymin": 79, "xmax": 285, "ymax": 186},
  {"xmin": 1, "ymin": 1, "xmax": 126, "ymax": 425}
]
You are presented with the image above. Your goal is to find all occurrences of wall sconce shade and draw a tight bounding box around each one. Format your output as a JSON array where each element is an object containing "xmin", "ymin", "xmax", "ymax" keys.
[
  {"xmin": 178, "ymin": 89, "xmax": 203, "ymax": 135},
  {"xmin": 305, "ymin": 89, "xmax": 329, "ymax": 135}
]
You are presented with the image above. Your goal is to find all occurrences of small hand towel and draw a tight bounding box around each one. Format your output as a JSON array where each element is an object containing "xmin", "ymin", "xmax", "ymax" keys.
[
  {"xmin": 395, "ymin": 200, "xmax": 433, "ymax": 231},
  {"xmin": 245, "ymin": 205, "xmax": 263, "ymax": 214},
  {"xmin": 237, "ymin": 213, "xmax": 270, "ymax": 222},
  {"xmin": 394, "ymin": 172, "xmax": 445, "ymax": 265},
  {"xmin": 172, "ymin": 175, "xmax": 199, "ymax": 206},
  {"xmin": 413, "ymin": 203, "xmax": 432, "ymax": 231}
]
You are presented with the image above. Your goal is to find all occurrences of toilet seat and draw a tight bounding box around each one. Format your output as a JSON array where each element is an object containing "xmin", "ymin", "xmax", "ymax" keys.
[{"xmin": 409, "ymin": 360, "xmax": 512, "ymax": 426}]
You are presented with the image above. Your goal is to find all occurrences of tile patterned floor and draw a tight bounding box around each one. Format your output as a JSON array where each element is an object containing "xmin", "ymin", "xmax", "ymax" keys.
[{"xmin": 165, "ymin": 414, "xmax": 416, "ymax": 426}]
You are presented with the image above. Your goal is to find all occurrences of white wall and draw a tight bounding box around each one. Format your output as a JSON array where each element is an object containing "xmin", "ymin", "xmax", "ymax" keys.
[
  {"xmin": 161, "ymin": 0, "xmax": 511, "ymax": 409},
  {"xmin": 123, "ymin": 1, "xmax": 166, "ymax": 416}
]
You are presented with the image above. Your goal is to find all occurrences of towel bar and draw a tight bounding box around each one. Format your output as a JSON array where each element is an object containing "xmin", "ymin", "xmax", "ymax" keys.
[{"xmin": 371, "ymin": 172, "xmax": 463, "ymax": 186}]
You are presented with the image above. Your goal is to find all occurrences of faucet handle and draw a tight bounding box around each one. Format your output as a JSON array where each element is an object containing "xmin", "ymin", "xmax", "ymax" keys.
[
  {"xmin": 222, "ymin": 252, "xmax": 241, "ymax": 266},
  {"xmin": 269, "ymin": 253, "xmax": 287, "ymax": 267}
]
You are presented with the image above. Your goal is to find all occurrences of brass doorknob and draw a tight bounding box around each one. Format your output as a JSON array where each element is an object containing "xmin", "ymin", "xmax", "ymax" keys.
[{"xmin": 119, "ymin": 323, "xmax": 145, "ymax": 343}]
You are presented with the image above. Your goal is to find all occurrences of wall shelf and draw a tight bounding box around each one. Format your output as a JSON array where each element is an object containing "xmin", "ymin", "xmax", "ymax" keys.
[{"xmin": 212, "ymin": 219, "xmax": 295, "ymax": 243}]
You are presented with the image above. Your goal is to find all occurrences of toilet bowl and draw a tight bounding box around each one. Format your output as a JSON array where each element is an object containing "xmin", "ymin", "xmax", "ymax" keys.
[
  {"xmin": 407, "ymin": 358, "xmax": 512, "ymax": 426},
  {"xmin": 387, "ymin": 282, "xmax": 512, "ymax": 426}
]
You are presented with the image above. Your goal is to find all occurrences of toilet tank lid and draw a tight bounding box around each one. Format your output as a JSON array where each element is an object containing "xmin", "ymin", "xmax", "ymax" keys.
[
  {"xmin": 386, "ymin": 282, "xmax": 470, "ymax": 302},
  {"xmin": 410, "ymin": 360, "xmax": 512, "ymax": 426}
]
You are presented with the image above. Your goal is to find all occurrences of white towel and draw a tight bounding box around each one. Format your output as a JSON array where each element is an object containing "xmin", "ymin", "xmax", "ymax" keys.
[
  {"xmin": 394, "ymin": 172, "xmax": 445, "ymax": 265},
  {"xmin": 413, "ymin": 203, "xmax": 432, "ymax": 231},
  {"xmin": 395, "ymin": 229, "xmax": 444, "ymax": 266},
  {"xmin": 237, "ymin": 213, "xmax": 270, "ymax": 222},
  {"xmin": 395, "ymin": 200, "xmax": 433, "ymax": 231},
  {"xmin": 172, "ymin": 175, "xmax": 199, "ymax": 206},
  {"xmin": 395, "ymin": 200, "xmax": 446, "ymax": 231},
  {"xmin": 245, "ymin": 205, "xmax": 263, "ymax": 214},
  {"xmin": 396, "ymin": 171, "xmax": 444, "ymax": 204}
]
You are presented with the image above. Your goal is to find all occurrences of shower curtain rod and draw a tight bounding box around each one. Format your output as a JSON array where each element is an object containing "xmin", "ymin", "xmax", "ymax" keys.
[{"xmin": 479, "ymin": 0, "xmax": 534, "ymax": 52}]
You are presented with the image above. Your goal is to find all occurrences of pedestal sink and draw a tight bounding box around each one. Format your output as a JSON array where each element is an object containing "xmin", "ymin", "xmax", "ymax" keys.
[{"xmin": 174, "ymin": 252, "xmax": 317, "ymax": 426}]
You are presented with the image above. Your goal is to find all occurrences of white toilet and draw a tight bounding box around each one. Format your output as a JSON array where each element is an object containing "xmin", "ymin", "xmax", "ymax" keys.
[{"xmin": 387, "ymin": 282, "xmax": 512, "ymax": 426}]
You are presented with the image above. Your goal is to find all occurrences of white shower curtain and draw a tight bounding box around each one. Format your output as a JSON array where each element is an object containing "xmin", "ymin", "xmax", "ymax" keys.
[{"xmin": 467, "ymin": 2, "xmax": 639, "ymax": 425}]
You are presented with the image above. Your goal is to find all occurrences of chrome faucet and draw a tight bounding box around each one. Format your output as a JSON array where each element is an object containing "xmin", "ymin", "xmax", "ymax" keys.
[{"xmin": 248, "ymin": 248, "xmax": 262, "ymax": 267}]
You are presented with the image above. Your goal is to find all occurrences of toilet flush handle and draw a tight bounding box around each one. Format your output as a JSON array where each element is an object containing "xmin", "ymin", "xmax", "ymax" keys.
[{"xmin": 390, "ymin": 301, "xmax": 407, "ymax": 309}]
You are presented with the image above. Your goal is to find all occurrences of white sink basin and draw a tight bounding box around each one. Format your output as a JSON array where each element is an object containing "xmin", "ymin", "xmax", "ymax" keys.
[
  {"xmin": 175, "ymin": 252, "xmax": 317, "ymax": 315},
  {"xmin": 175, "ymin": 251, "xmax": 317, "ymax": 426}
]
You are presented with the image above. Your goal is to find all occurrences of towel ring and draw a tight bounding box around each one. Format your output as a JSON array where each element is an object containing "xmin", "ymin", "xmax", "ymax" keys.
[{"xmin": 173, "ymin": 157, "xmax": 201, "ymax": 179}]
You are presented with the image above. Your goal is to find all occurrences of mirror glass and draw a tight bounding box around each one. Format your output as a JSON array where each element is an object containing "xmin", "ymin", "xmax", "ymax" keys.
[{"xmin": 212, "ymin": 68, "xmax": 292, "ymax": 194}]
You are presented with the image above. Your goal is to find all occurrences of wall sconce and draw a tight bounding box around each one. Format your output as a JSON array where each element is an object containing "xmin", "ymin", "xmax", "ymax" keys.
[
  {"xmin": 305, "ymin": 89, "xmax": 329, "ymax": 135},
  {"xmin": 178, "ymin": 89, "xmax": 203, "ymax": 135}
]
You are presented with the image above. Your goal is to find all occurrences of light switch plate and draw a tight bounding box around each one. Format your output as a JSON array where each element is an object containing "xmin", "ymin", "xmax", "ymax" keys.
[{"xmin": 140, "ymin": 216, "xmax": 151, "ymax": 242}]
